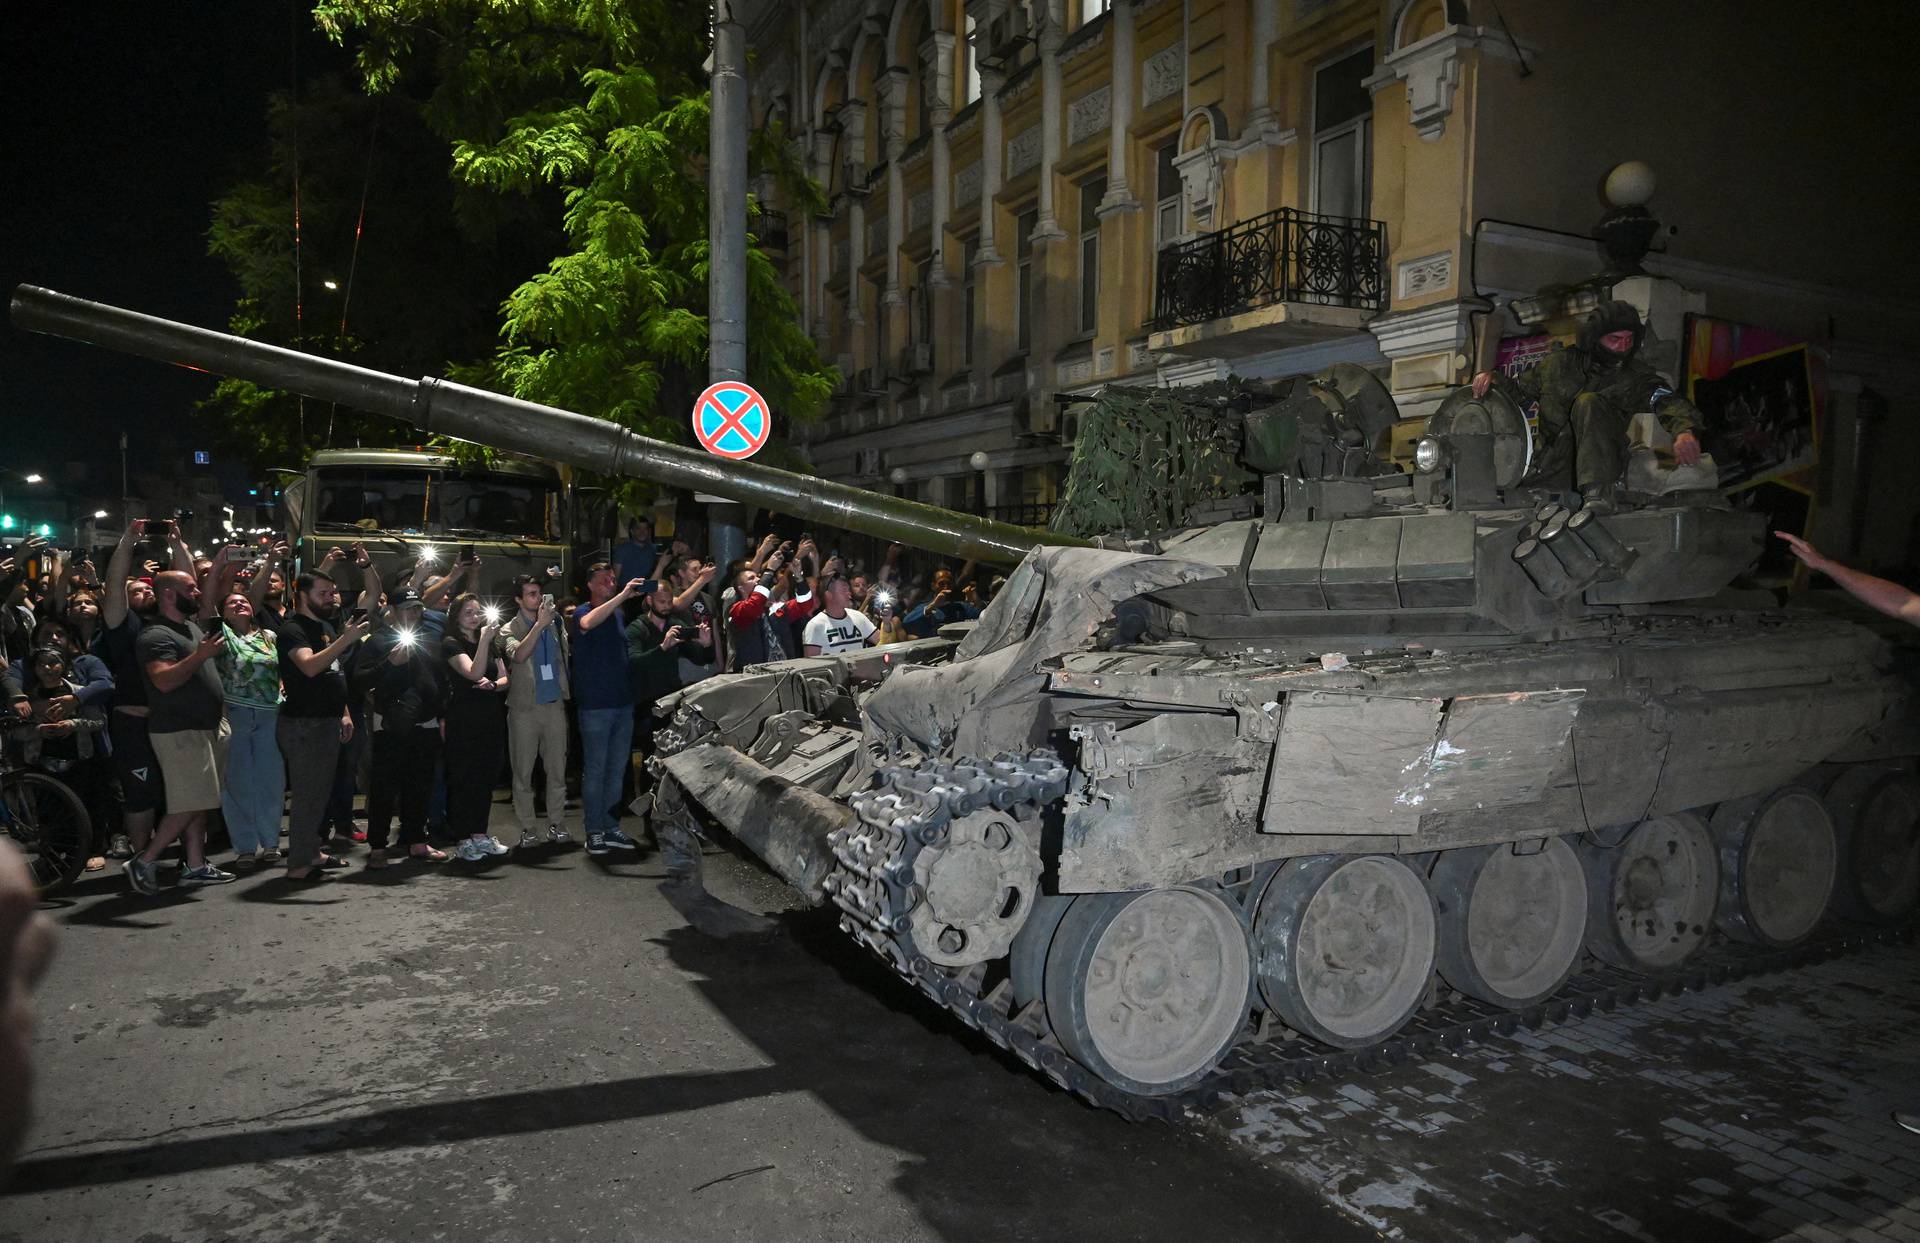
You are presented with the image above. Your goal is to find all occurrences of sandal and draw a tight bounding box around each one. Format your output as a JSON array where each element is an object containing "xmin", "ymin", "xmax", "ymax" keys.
[
  {"xmin": 285, "ymin": 868, "xmax": 330, "ymax": 883},
  {"xmin": 408, "ymin": 845, "xmax": 450, "ymax": 863},
  {"xmin": 365, "ymin": 850, "xmax": 388, "ymax": 870},
  {"xmin": 258, "ymin": 849, "xmax": 282, "ymax": 864},
  {"xmin": 85, "ymin": 856, "xmax": 107, "ymax": 872},
  {"xmin": 317, "ymin": 854, "xmax": 350, "ymax": 870}
]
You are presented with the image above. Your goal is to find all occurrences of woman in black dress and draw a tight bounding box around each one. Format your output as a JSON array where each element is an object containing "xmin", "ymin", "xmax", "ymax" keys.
[{"xmin": 441, "ymin": 594, "xmax": 511, "ymax": 861}]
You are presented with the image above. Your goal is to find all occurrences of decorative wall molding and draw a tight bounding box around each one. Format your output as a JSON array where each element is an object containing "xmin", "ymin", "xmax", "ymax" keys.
[
  {"xmin": 1006, "ymin": 123, "xmax": 1043, "ymax": 177},
  {"xmin": 1095, "ymin": 346, "xmax": 1117, "ymax": 377},
  {"xmin": 1067, "ymin": 84, "xmax": 1113, "ymax": 147},
  {"xmin": 1142, "ymin": 39, "xmax": 1184, "ymax": 107},
  {"xmin": 908, "ymin": 189, "xmax": 933, "ymax": 233},
  {"xmin": 1397, "ymin": 251, "xmax": 1454, "ymax": 300},
  {"xmin": 1364, "ymin": 25, "xmax": 1538, "ymax": 141},
  {"xmin": 955, "ymin": 160, "xmax": 983, "ymax": 205},
  {"xmin": 1057, "ymin": 357, "xmax": 1094, "ymax": 387}
]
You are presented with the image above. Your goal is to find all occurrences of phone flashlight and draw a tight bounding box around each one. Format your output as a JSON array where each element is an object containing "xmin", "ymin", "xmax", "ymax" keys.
[
  {"xmin": 396, "ymin": 628, "xmax": 418, "ymax": 649},
  {"xmin": 483, "ymin": 606, "xmax": 503, "ymax": 626}
]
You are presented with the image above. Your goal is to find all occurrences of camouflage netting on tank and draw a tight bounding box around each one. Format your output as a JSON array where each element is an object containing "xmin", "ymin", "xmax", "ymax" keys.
[{"xmin": 1048, "ymin": 382, "xmax": 1260, "ymax": 539}]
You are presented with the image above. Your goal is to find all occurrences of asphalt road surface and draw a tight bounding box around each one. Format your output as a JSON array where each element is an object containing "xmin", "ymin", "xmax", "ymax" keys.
[
  {"xmin": 6, "ymin": 799, "xmax": 1917, "ymax": 1242},
  {"xmin": 2, "ymin": 806, "xmax": 1369, "ymax": 1243}
]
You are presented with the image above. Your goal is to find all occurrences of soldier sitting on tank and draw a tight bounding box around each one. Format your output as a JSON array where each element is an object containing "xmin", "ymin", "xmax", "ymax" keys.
[{"xmin": 1472, "ymin": 301, "xmax": 1703, "ymax": 511}]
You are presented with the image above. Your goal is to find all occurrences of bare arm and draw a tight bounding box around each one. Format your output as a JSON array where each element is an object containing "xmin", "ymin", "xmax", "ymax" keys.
[
  {"xmin": 509, "ymin": 608, "xmax": 558, "ymax": 663},
  {"xmin": 580, "ymin": 581, "xmax": 643, "ymax": 632},
  {"xmin": 286, "ymin": 619, "xmax": 369, "ymax": 678},
  {"xmin": 144, "ymin": 630, "xmax": 225, "ymax": 694},
  {"xmin": 1778, "ymin": 532, "xmax": 1920, "ymax": 626},
  {"xmin": 102, "ymin": 522, "xmax": 141, "ymax": 629},
  {"xmin": 166, "ymin": 524, "xmax": 195, "ymax": 575},
  {"xmin": 671, "ymin": 566, "xmax": 715, "ymax": 613}
]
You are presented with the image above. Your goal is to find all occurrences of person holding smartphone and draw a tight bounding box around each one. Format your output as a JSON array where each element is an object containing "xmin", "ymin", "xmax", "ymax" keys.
[
  {"xmin": 276, "ymin": 570, "xmax": 369, "ymax": 881},
  {"xmin": 625, "ymin": 579, "xmax": 713, "ymax": 769},
  {"xmin": 501, "ymin": 574, "xmax": 571, "ymax": 849},
  {"xmin": 441, "ymin": 594, "xmax": 512, "ymax": 861}
]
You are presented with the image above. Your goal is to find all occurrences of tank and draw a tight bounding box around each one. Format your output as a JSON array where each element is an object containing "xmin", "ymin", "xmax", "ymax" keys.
[{"xmin": 15, "ymin": 284, "xmax": 1919, "ymax": 1120}]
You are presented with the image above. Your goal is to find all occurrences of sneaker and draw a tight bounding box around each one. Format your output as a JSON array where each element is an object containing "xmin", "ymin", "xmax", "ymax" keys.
[
  {"xmin": 107, "ymin": 834, "xmax": 134, "ymax": 860},
  {"xmin": 179, "ymin": 864, "xmax": 237, "ymax": 887},
  {"xmin": 585, "ymin": 833, "xmax": 610, "ymax": 857},
  {"xmin": 474, "ymin": 835, "xmax": 510, "ymax": 857},
  {"xmin": 1898, "ymin": 1112, "xmax": 1920, "ymax": 1136},
  {"xmin": 453, "ymin": 838, "xmax": 485, "ymax": 862},
  {"xmin": 602, "ymin": 829, "xmax": 641, "ymax": 852},
  {"xmin": 258, "ymin": 848, "xmax": 283, "ymax": 864},
  {"xmin": 123, "ymin": 857, "xmax": 159, "ymax": 896},
  {"xmin": 350, "ymin": 829, "xmax": 369, "ymax": 844},
  {"xmin": 515, "ymin": 830, "xmax": 544, "ymax": 851},
  {"xmin": 546, "ymin": 826, "xmax": 572, "ymax": 845}
]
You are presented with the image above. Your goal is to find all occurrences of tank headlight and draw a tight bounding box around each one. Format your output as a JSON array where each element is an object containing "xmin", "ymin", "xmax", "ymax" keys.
[{"xmin": 1414, "ymin": 436, "xmax": 1449, "ymax": 474}]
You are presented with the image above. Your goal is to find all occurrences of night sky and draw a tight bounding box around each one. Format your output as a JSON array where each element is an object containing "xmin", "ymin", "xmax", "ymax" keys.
[{"xmin": 1, "ymin": 4, "xmax": 342, "ymax": 495}]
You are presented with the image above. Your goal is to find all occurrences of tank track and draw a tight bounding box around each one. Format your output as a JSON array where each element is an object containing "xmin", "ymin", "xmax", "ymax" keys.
[{"xmin": 825, "ymin": 748, "xmax": 1913, "ymax": 1123}]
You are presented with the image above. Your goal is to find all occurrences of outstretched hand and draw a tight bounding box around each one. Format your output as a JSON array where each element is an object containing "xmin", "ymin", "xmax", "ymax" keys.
[
  {"xmin": 1774, "ymin": 530, "xmax": 1829, "ymax": 574},
  {"xmin": 1672, "ymin": 431, "xmax": 1702, "ymax": 466}
]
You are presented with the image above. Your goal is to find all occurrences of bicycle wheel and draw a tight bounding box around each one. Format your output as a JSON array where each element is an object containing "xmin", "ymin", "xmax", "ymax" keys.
[{"xmin": 3, "ymin": 771, "xmax": 94, "ymax": 895}]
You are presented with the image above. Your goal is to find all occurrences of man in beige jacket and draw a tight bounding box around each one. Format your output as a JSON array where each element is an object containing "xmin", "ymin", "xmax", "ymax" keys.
[{"xmin": 501, "ymin": 575, "xmax": 572, "ymax": 849}]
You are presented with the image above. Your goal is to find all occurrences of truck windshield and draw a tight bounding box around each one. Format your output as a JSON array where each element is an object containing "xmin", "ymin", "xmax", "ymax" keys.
[
  {"xmin": 311, "ymin": 467, "xmax": 556, "ymax": 541},
  {"xmin": 313, "ymin": 468, "xmax": 431, "ymax": 534},
  {"xmin": 435, "ymin": 475, "xmax": 555, "ymax": 541}
]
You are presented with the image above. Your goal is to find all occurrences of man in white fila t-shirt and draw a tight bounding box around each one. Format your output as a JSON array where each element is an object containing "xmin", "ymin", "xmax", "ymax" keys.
[{"xmin": 802, "ymin": 573, "xmax": 876, "ymax": 655}]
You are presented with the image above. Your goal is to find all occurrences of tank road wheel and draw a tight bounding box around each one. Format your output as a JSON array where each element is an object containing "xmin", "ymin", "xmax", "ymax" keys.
[
  {"xmin": 1712, "ymin": 788, "xmax": 1838, "ymax": 947},
  {"xmin": 1580, "ymin": 813, "xmax": 1718, "ymax": 971},
  {"xmin": 908, "ymin": 809, "xmax": 1043, "ymax": 969},
  {"xmin": 1827, "ymin": 768, "xmax": 1920, "ymax": 924},
  {"xmin": 1043, "ymin": 887, "xmax": 1254, "ymax": 1096},
  {"xmin": 1432, "ymin": 839, "xmax": 1588, "ymax": 1009},
  {"xmin": 1254, "ymin": 856, "xmax": 1438, "ymax": 1049}
]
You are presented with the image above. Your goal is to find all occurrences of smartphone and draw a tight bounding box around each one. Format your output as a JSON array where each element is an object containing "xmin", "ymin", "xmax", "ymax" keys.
[
  {"xmin": 142, "ymin": 520, "xmax": 169, "ymax": 537},
  {"xmin": 541, "ymin": 593, "xmax": 555, "ymax": 611},
  {"xmin": 458, "ymin": 544, "xmax": 476, "ymax": 564},
  {"xmin": 220, "ymin": 546, "xmax": 251, "ymax": 565}
]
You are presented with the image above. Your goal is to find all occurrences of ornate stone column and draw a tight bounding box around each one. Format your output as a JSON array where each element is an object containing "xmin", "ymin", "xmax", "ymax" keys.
[
  {"xmin": 1097, "ymin": 0, "xmax": 1140, "ymax": 215},
  {"xmin": 1243, "ymin": 0, "xmax": 1280, "ymax": 140},
  {"xmin": 1029, "ymin": 2, "xmax": 1067, "ymax": 246},
  {"xmin": 922, "ymin": 29, "xmax": 957, "ymax": 288},
  {"xmin": 834, "ymin": 98, "xmax": 870, "ymax": 367},
  {"xmin": 807, "ymin": 126, "xmax": 837, "ymax": 341},
  {"xmin": 877, "ymin": 65, "xmax": 910, "ymax": 329}
]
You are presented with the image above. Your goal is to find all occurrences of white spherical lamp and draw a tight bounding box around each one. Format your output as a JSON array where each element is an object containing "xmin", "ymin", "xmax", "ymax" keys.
[
  {"xmin": 968, "ymin": 451, "xmax": 991, "ymax": 471},
  {"xmin": 1604, "ymin": 161, "xmax": 1656, "ymax": 208}
]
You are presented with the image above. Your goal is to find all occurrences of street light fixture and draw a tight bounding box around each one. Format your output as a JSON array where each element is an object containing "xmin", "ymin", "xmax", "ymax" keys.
[
  {"xmin": 93, "ymin": 509, "xmax": 109, "ymax": 519},
  {"xmin": 22, "ymin": 474, "xmax": 43, "ymax": 485}
]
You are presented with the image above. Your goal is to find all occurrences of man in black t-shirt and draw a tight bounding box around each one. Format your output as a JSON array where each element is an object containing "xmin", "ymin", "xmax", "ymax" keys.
[
  {"xmin": 124, "ymin": 571, "xmax": 232, "ymax": 894},
  {"xmin": 277, "ymin": 571, "xmax": 369, "ymax": 880}
]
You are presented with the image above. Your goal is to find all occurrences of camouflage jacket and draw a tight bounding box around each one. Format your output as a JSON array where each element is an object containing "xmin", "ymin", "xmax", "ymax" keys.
[{"xmin": 1498, "ymin": 345, "xmax": 1701, "ymax": 481}]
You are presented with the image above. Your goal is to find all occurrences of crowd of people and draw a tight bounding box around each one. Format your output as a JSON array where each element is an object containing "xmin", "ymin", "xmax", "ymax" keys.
[{"xmin": 0, "ymin": 512, "xmax": 1003, "ymax": 896}]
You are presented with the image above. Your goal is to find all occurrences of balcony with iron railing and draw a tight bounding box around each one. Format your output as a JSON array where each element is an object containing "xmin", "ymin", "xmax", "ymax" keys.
[{"xmin": 1147, "ymin": 207, "xmax": 1386, "ymax": 359}]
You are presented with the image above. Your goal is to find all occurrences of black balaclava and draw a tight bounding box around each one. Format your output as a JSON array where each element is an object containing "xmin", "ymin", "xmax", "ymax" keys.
[{"xmin": 1577, "ymin": 300, "xmax": 1645, "ymax": 369}]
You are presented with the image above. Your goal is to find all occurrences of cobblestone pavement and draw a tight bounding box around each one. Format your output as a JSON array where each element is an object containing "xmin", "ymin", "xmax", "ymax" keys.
[{"xmin": 1211, "ymin": 941, "xmax": 1920, "ymax": 1242}]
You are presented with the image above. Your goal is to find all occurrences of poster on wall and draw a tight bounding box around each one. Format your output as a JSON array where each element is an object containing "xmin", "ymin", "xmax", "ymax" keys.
[
  {"xmin": 1683, "ymin": 315, "xmax": 1826, "ymax": 581},
  {"xmin": 1683, "ymin": 319, "xmax": 1820, "ymax": 493}
]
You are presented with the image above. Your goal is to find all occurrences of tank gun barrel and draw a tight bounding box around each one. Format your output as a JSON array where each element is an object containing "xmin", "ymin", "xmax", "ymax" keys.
[{"xmin": 9, "ymin": 284, "xmax": 1082, "ymax": 564}]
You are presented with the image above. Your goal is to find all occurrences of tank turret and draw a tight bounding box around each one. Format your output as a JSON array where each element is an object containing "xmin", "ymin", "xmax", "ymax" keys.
[{"xmin": 8, "ymin": 284, "xmax": 1086, "ymax": 565}]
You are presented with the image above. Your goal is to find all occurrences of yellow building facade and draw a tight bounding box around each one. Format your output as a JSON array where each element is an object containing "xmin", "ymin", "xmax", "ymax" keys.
[{"xmin": 744, "ymin": 0, "xmax": 1918, "ymax": 562}]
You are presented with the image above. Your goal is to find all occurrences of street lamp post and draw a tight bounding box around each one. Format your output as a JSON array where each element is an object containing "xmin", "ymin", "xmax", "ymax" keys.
[{"xmin": 0, "ymin": 467, "xmax": 47, "ymax": 535}]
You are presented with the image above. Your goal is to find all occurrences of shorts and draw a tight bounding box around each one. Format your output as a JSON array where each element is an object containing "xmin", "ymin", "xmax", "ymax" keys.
[
  {"xmin": 110, "ymin": 711, "xmax": 165, "ymax": 816},
  {"xmin": 150, "ymin": 719, "xmax": 232, "ymax": 815}
]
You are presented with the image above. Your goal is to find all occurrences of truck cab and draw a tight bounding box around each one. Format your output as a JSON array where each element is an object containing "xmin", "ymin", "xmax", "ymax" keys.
[{"xmin": 281, "ymin": 448, "xmax": 571, "ymax": 600}]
